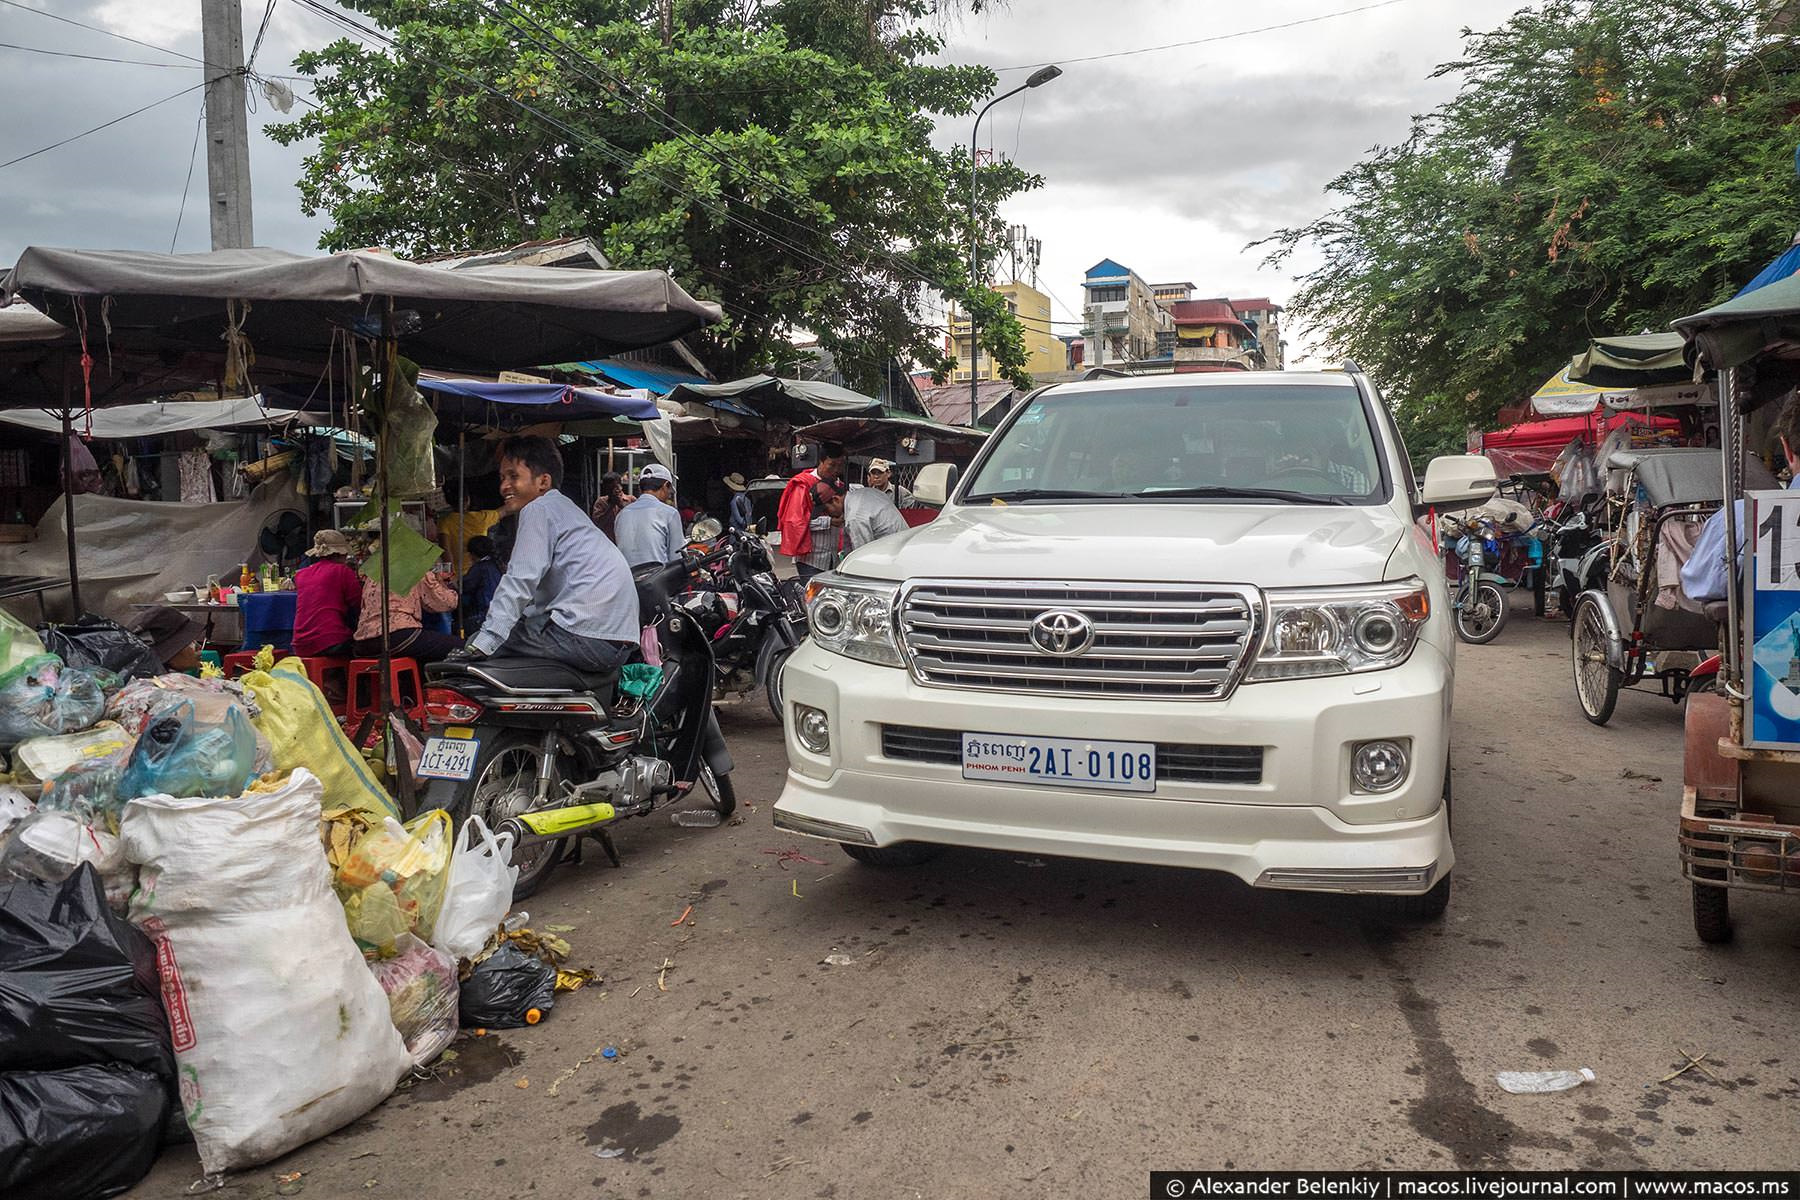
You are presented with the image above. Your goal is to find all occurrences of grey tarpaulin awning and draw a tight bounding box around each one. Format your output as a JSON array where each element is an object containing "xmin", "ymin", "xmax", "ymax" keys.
[
  {"xmin": 1605, "ymin": 447, "xmax": 1774, "ymax": 507},
  {"xmin": 0, "ymin": 394, "xmax": 302, "ymax": 437},
  {"xmin": 1673, "ymin": 269, "xmax": 1800, "ymax": 373},
  {"xmin": 3, "ymin": 246, "xmax": 723, "ymax": 373},
  {"xmin": 796, "ymin": 412, "xmax": 986, "ymax": 447},
  {"xmin": 1567, "ymin": 332, "xmax": 1690, "ymax": 388},
  {"xmin": 663, "ymin": 373, "xmax": 882, "ymax": 423},
  {"xmin": 0, "ymin": 301, "xmax": 71, "ymax": 345}
]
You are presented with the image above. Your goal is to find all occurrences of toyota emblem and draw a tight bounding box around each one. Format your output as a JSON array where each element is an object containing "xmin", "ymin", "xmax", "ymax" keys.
[{"xmin": 1028, "ymin": 609, "xmax": 1094, "ymax": 656}]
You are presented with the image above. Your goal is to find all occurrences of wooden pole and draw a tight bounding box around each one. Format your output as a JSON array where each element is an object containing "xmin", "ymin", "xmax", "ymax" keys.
[
  {"xmin": 377, "ymin": 299, "xmax": 394, "ymax": 725},
  {"xmin": 58, "ymin": 397, "xmax": 82, "ymax": 616}
]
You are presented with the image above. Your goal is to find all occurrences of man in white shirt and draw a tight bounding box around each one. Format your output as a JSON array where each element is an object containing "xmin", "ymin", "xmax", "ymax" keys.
[
  {"xmin": 615, "ymin": 463, "xmax": 687, "ymax": 567},
  {"xmin": 843, "ymin": 483, "xmax": 908, "ymax": 550},
  {"xmin": 446, "ymin": 436, "xmax": 639, "ymax": 671}
]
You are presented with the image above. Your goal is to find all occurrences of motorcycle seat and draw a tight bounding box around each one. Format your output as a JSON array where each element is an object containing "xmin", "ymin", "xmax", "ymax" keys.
[{"xmin": 427, "ymin": 656, "xmax": 620, "ymax": 696}]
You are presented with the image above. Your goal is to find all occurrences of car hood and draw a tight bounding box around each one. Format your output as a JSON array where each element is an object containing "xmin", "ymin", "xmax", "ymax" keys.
[{"xmin": 840, "ymin": 502, "xmax": 1411, "ymax": 587}]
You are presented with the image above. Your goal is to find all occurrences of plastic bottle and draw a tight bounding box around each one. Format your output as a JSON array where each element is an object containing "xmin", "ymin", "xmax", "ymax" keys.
[
  {"xmin": 670, "ymin": 808, "xmax": 721, "ymax": 828},
  {"xmin": 1495, "ymin": 1067, "xmax": 1595, "ymax": 1094},
  {"xmin": 238, "ymin": 563, "xmax": 255, "ymax": 592}
]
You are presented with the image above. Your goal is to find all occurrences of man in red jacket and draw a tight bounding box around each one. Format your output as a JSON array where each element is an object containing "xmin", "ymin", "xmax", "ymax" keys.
[{"xmin": 777, "ymin": 441, "xmax": 846, "ymax": 580}]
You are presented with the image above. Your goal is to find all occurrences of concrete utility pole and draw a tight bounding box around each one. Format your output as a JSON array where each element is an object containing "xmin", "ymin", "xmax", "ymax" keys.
[{"xmin": 201, "ymin": 0, "xmax": 254, "ymax": 249}]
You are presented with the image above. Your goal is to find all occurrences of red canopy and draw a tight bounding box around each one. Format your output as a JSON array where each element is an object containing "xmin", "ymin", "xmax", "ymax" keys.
[{"xmin": 1477, "ymin": 411, "xmax": 1682, "ymax": 476}]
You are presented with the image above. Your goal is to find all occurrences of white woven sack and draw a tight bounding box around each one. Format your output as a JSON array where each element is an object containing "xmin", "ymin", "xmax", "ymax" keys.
[{"xmin": 121, "ymin": 769, "xmax": 410, "ymax": 1175}]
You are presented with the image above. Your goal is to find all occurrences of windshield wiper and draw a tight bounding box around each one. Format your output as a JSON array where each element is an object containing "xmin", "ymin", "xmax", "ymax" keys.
[
  {"xmin": 1135, "ymin": 485, "xmax": 1353, "ymax": 506},
  {"xmin": 965, "ymin": 488, "xmax": 1127, "ymax": 502}
]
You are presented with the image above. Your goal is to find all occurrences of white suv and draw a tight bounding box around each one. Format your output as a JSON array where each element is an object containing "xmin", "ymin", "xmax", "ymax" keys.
[{"xmin": 772, "ymin": 370, "xmax": 1497, "ymax": 918}]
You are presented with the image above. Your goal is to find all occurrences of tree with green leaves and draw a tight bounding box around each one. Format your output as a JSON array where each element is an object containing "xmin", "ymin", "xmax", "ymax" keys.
[
  {"xmin": 274, "ymin": 0, "xmax": 1037, "ymax": 388},
  {"xmin": 1261, "ymin": 0, "xmax": 1800, "ymax": 437}
]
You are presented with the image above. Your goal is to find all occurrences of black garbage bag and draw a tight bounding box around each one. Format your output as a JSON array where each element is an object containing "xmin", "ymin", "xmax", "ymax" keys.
[
  {"xmin": 458, "ymin": 943, "xmax": 555, "ymax": 1029},
  {"xmin": 0, "ymin": 1062, "xmax": 169, "ymax": 1200},
  {"xmin": 37, "ymin": 616, "xmax": 160, "ymax": 680},
  {"xmin": 0, "ymin": 865, "xmax": 173, "ymax": 1080}
]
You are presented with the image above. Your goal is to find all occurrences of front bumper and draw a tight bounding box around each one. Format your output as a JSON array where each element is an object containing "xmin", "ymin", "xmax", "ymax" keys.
[{"xmin": 773, "ymin": 641, "xmax": 1454, "ymax": 894}]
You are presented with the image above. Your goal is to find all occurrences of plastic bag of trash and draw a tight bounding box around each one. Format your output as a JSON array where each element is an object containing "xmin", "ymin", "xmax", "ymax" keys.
[
  {"xmin": 0, "ymin": 812, "xmax": 135, "ymax": 914},
  {"xmin": 0, "ymin": 864, "xmax": 174, "ymax": 1079},
  {"xmin": 369, "ymin": 933, "xmax": 459, "ymax": 1067},
  {"xmin": 239, "ymin": 658, "xmax": 398, "ymax": 822},
  {"xmin": 336, "ymin": 810, "xmax": 453, "ymax": 950},
  {"xmin": 0, "ymin": 1062, "xmax": 169, "ymax": 1200},
  {"xmin": 121, "ymin": 769, "xmax": 411, "ymax": 1176},
  {"xmin": 116, "ymin": 695, "xmax": 257, "ymax": 802},
  {"xmin": 0, "ymin": 609, "xmax": 46, "ymax": 682},
  {"xmin": 0, "ymin": 659, "xmax": 107, "ymax": 750},
  {"xmin": 432, "ymin": 815, "xmax": 518, "ymax": 961},
  {"xmin": 0, "ymin": 786, "xmax": 34, "ymax": 853},
  {"xmin": 38, "ymin": 616, "xmax": 161, "ymax": 681},
  {"xmin": 14, "ymin": 722, "xmax": 134, "ymax": 784},
  {"xmin": 458, "ymin": 942, "xmax": 556, "ymax": 1028}
]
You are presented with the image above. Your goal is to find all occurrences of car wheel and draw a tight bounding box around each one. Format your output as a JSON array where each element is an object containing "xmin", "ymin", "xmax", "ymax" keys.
[{"xmin": 842, "ymin": 842, "xmax": 943, "ymax": 868}]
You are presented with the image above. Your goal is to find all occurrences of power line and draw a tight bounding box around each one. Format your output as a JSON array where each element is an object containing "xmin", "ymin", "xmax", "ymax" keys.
[
  {"xmin": 0, "ymin": 40, "xmax": 191, "ymax": 68},
  {"xmin": 248, "ymin": 0, "xmax": 280, "ymax": 68},
  {"xmin": 170, "ymin": 99, "xmax": 207, "ymax": 252},
  {"xmin": 0, "ymin": 79, "xmax": 214, "ymax": 172},
  {"xmin": 989, "ymin": 0, "xmax": 1410, "ymax": 71},
  {"xmin": 0, "ymin": 0, "xmax": 202, "ymax": 64}
]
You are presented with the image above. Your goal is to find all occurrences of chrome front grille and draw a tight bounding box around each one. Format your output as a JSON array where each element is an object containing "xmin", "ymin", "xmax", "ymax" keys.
[{"xmin": 898, "ymin": 581, "xmax": 1257, "ymax": 700}]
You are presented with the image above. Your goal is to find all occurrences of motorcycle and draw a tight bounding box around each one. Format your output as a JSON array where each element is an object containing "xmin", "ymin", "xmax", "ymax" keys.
[
  {"xmin": 417, "ymin": 548, "xmax": 739, "ymax": 900},
  {"xmin": 1442, "ymin": 513, "xmax": 1510, "ymax": 644},
  {"xmin": 682, "ymin": 520, "xmax": 808, "ymax": 722}
]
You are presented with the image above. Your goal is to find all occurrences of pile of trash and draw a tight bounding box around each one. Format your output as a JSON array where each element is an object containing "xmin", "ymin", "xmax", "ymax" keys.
[{"xmin": 0, "ymin": 611, "xmax": 573, "ymax": 1196}]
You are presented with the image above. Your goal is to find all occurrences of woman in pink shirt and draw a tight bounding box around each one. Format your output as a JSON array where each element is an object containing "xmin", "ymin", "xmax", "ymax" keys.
[
  {"xmin": 291, "ymin": 529, "xmax": 362, "ymax": 657},
  {"xmin": 352, "ymin": 555, "xmax": 461, "ymax": 664}
]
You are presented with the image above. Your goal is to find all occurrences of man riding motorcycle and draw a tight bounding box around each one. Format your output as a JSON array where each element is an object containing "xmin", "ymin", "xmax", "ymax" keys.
[{"xmin": 446, "ymin": 435, "xmax": 638, "ymax": 672}]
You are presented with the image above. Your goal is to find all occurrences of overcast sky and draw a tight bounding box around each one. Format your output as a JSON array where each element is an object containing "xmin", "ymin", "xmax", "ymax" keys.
[{"xmin": 0, "ymin": 0, "xmax": 1533, "ymax": 361}]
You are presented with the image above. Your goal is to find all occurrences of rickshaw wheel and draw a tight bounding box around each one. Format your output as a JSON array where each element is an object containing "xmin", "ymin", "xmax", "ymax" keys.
[
  {"xmin": 1691, "ymin": 881, "xmax": 1732, "ymax": 944},
  {"xmin": 1572, "ymin": 594, "xmax": 1621, "ymax": 725}
]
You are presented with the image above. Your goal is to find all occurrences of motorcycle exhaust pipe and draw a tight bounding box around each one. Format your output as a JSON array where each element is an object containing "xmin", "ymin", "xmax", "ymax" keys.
[{"xmin": 499, "ymin": 802, "xmax": 618, "ymax": 845}]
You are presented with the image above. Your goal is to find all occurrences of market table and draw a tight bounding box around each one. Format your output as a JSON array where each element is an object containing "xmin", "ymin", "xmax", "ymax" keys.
[
  {"xmin": 0, "ymin": 574, "xmax": 69, "ymax": 622},
  {"xmin": 130, "ymin": 601, "xmax": 246, "ymax": 649}
]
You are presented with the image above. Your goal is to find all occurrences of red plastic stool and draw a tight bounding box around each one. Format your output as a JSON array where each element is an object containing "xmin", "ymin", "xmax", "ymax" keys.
[
  {"xmin": 346, "ymin": 657, "xmax": 426, "ymax": 726},
  {"xmin": 223, "ymin": 648, "xmax": 290, "ymax": 678},
  {"xmin": 287, "ymin": 656, "xmax": 353, "ymax": 718}
]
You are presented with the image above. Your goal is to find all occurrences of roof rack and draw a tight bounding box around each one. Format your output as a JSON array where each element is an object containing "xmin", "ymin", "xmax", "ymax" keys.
[
  {"xmin": 1339, "ymin": 358, "xmax": 1366, "ymax": 375},
  {"xmin": 1081, "ymin": 366, "xmax": 1131, "ymax": 380}
]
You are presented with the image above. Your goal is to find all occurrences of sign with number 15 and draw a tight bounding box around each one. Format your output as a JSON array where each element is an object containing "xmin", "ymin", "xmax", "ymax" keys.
[{"xmin": 1746, "ymin": 490, "xmax": 1800, "ymax": 748}]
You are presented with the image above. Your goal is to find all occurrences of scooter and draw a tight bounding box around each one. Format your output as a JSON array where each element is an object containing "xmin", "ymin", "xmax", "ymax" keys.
[
  {"xmin": 1443, "ymin": 513, "xmax": 1511, "ymax": 644},
  {"xmin": 417, "ymin": 549, "xmax": 737, "ymax": 900},
  {"xmin": 678, "ymin": 524, "xmax": 807, "ymax": 722}
]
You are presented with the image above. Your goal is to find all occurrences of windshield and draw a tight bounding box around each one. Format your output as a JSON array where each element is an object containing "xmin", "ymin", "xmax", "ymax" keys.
[{"xmin": 962, "ymin": 381, "xmax": 1389, "ymax": 504}]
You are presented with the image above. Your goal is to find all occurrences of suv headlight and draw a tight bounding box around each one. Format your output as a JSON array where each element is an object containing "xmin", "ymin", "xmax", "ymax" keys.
[
  {"xmin": 1246, "ymin": 579, "xmax": 1429, "ymax": 681},
  {"xmin": 805, "ymin": 573, "xmax": 902, "ymax": 667}
]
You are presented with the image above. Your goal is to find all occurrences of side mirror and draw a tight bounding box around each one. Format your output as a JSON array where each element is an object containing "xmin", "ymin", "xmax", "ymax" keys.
[
  {"xmin": 1419, "ymin": 455, "xmax": 1498, "ymax": 511},
  {"xmin": 911, "ymin": 462, "xmax": 958, "ymax": 507}
]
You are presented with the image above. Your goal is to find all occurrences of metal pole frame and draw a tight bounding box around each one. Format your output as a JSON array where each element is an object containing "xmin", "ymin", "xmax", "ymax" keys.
[
  {"xmin": 1720, "ymin": 366, "xmax": 1745, "ymax": 697},
  {"xmin": 968, "ymin": 82, "xmax": 1034, "ymax": 429},
  {"xmin": 58, "ymin": 398, "xmax": 81, "ymax": 616}
]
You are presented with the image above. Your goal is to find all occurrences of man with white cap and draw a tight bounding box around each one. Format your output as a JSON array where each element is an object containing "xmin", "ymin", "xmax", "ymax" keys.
[
  {"xmin": 866, "ymin": 458, "xmax": 913, "ymax": 508},
  {"xmin": 615, "ymin": 463, "xmax": 687, "ymax": 567}
]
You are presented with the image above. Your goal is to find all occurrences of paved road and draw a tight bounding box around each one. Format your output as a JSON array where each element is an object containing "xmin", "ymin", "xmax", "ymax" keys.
[{"xmin": 131, "ymin": 613, "xmax": 1800, "ymax": 1199}]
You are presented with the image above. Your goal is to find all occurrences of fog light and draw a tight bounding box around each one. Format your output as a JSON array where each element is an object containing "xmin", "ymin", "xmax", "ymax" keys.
[
  {"xmin": 1351, "ymin": 739, "xmax": 1409, "ymax": 794},
  {"xmin": 794, "ymin": 704, "xmax": 831, "ymax": 755}
]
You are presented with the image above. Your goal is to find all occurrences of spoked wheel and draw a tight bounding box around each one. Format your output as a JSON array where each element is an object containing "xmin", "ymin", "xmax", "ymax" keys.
[
  {"xmin": 1454, "ymin": 580, "xmax": 1508, "ymax": 644},
  {"xmin": 1571, "ymin": 594, "xmax": 1622, "ymax": 726},
  {"xmin": 465, "ymin": 736, "xmax": 565, "ymax": 900}
]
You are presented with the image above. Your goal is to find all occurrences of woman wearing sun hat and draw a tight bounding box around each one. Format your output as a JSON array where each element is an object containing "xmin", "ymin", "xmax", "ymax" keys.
[
  {"xmin": 725, "ymin": 471, "xmax": 754, "ymax": 532},
  {"xmin": 292, "ymin": 528, "xmax": 363, "ymax": 658}
]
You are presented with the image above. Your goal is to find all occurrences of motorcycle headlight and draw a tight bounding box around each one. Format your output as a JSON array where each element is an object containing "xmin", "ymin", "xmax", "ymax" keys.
[
  {"xmin": 1246, "ymin": 579, "xmax": 1429, "ymax": 681},
  {"xmin": 805, "ymin": 573, "xmax": 902, "ymax": 667}
]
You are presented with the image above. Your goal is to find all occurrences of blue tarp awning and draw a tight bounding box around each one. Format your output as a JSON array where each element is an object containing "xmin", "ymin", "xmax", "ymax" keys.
[
  {"xmin": 565, "ymin": 358, "xmax": 710, "ymax": 394},
  {"xmin": 414, "ymin": 377, "xmax": 660, "ymax": 423},
  {"xmin": 1734, "ymin": 242, "xmax": 1800, "ymax": 298}
]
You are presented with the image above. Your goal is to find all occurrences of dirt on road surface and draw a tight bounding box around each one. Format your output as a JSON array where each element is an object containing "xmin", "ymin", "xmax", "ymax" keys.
[{"xmin": 128, "ymin": 615, "xmax": 1800, "ymax": 1199}]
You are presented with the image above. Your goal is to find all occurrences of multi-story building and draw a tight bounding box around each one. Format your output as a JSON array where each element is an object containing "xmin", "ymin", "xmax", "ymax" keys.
[
  {"xmin": 1229, "ymin": 298, "xmax": 1285, "ymax": 370},
  {"xmin": 1080, "ymin": 259, "xmax": 1165, "ymax": 366},
  {"xmin": 947, "ymin": 278, "xmax": 1064, "ymax": 384},
  {"xmin": 1169, "ymin": 299, "xmax": 1259, "ymax": 372}
]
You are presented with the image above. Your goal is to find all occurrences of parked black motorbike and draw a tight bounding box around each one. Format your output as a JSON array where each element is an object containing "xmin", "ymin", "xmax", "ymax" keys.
[
  {"xmin": 680, "ymin": 524, "xmax": 808, "ymax": 722},
  {"xmin": 418, "ymin": 549, "xmax": 738, "ymax": 899}
]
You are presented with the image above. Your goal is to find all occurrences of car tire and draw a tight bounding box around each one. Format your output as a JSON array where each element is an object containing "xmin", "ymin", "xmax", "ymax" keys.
[
  {"xmin": 1372, "ymin": 874, "xmax": 1452, "ymax": 921},
  {"xmin": 841, "ymin": 842, "xmax": 943, "ymax": 868}
]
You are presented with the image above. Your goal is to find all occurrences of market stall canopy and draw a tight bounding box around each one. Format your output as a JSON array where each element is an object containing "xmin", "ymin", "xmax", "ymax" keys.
[
  {"xmin": 414, "ymin": 376, "xmax": 661, "ymax": 425},
  {"xmin": 1530, "ymin": 366, "xmax": 1633, "ymax": 416},
  {"xmin": 663, "ymin": 373, "xmax": 882, "ymax": 423},
  {"xmin": 1674, "ymin": 269, "xmax": 1800, "ymax": 374},
  {"xmin": 555, "ymin": 357, "xmax": 710, "ymax": 394},
  {"xmin": 1733, "ymin": 237, "xmax": 1800, "ymax": 299},
  {"xmin": 3, "ymin": 246, "xmax": 723, "ymax": 374},
  {"xmin": 796, "ymin": 411, "xmax": 987, "ymax": 447},
  {"xmin": 0, "ymin": 394, "xmax": 301, "ymax": 438},
  {"xmin": 1568, "ymin": 332, "xmax": 1690, "ymax": 388},
  {"xmin": 0, "ymin": 301, "xmax": 69, "ymax": 345}
]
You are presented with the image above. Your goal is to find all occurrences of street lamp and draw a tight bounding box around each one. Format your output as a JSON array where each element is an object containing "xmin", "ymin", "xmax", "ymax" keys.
[{"xmin": 967, "ymin": 63, "xmax": 1061, "ymax": 427}]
